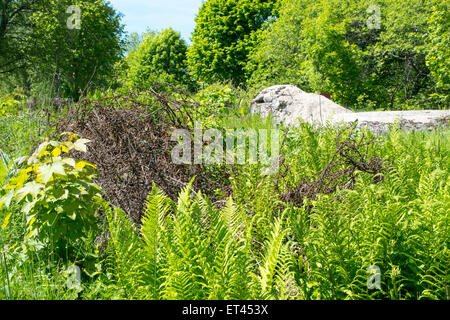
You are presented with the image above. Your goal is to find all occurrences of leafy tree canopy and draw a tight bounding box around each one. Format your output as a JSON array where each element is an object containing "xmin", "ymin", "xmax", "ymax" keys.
[
  {"xmin": 122, "ymin": 28, "xmax": 193, "ymax": 91},
  {"xmin": 30, "ymin": 0, "xmax": 124, "ymax": 99},
  {"xmin": 247, "ymin": 0, "xmax": 449, "ymax": 110},
  {"xmin": 187, "ymin": 0, "xmax": 277, "ymax": 86},
  {"xmin": 0, "ymin": 0, "xmax": 124, "ymax": 100},
  {"xmin": 0, "ymin": 0, "xmax": 38, "ymax": 75}
]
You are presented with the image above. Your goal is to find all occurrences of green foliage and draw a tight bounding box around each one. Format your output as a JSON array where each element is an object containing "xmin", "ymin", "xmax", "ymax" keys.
[
  {"xmin": 101, "ymin": 201, "xmax": 146, "ymax": 299},
  {"xmin": 0, "ymin": 107, "xmax": 53, "ymax": 162},
  {"xmin": 0, "ymin": 0, "xmax": 36, "ymax": 75},
  {"xmin": 103, "ymin": 179, "xmax": 294, "ymax": 300},
  {"xmin": 0, "ymin": 94, "xmax": 56, "ymax": 183},
  {"xmin": 0, "ymin": 134, "xmax": 102, "ymax": 259},
  {"xmin": 281, "ymin": 126, "xmax": 449, "ymax": 299},
  {"xmin": 28, "ymin": 0, "xmax": 124, "ymax": 99},
  {"xmin": 0, "ymin": 94, "xmax": 24, "ymax": 117},
  {"xmin": 0, "ymin": 200, "xmax": 99, "ymax": 299},
  {"xmin": 122, "ymin": 28, "xmax": 193, "ymax": 91},
  {"xmin": 424, "ymin": 1, "xmax": 449, "ymax": 105},
  {"xmin": 247, "ymin": 0, "xmax": 449, "ymax": 110},
  {"xmin": 0, "ymin": 0, "xmax": 124, "ymax": 98},
  {"xmin": 1, "ymin": 120, "xmax": 448, "ymax": 300},
  {"xmin": 0, "ymin": 148, "xmax": 11, "ymax": 186},
  {"xmin": 192, "ymin": 83, "xmax": 241, "ymax": 125},
  {"xmin": 187, "ymin": 0, "xmax": 277, "ymax": 85},
  {"xmin": 0, "ymin": 0, "xmax": 449, "ymax": 301}
]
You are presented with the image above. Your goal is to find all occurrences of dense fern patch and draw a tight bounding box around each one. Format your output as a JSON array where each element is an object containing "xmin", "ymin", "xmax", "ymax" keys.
[{"xmin": 2, "ymin": 119, "xmax": 447, "ymax": 300}]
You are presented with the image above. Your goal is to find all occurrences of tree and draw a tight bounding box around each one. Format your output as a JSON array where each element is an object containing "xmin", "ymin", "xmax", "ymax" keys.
[
  {"xmin": 123, "ymin": 28, "xmax": 193, "ymax": 91},
  {"xmin": 124, "ymin": 31, "xmax": 144, "ymax": 54},
  {"xmin": 0, "ymin": 0, "xmax": 39, "ymax": 75},
  {"xmin": 29, "ymin": 0, "xmax": 124, "ymax": 99},
  {"xmin": 424, "ymin": 1, "xmax": 449, "ymax": 105},
  {"xmin": 247, "ymin": 0, "xmax": 448, "ymax": 110},
  {"xmin": 187, "ymin": 0, "xmax": 277, "ymax": 86}
]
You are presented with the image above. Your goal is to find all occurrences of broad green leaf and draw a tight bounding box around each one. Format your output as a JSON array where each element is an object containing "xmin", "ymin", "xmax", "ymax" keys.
[
  {"xmin": 36, "ymin": 142, "xmax": 50, "ymax": 158},
  {"xmin": 10, "ymin": 167, "xmax": 32, "ymax": 188},
  {"xmin": 62, "ymin": 158, "xmax": 76, "ymax": 167},
  {"xmin": 15, "ymin": 181, "xmax": 44, "ymax": 202},
  {"xmin": 14, "ymin": 156, "xmax": 28, "ymax": 166},
  {"xmin": 51, "ymin": 147, "xmax": 62, "ymax": 157},
  {"xmin": 0, "ymin": 189, "xmax": 15, "ymax": 208},
  {"xmin": 22, "ymin": 200, "xmax": 38, "ymax": 215},
  {"xmin": 73, "ymin": 139, "xmax": 91, "ymax": 152},
  {"xmin": 37, "ymin": 161, "xmax": 66, "ymax": 183}
]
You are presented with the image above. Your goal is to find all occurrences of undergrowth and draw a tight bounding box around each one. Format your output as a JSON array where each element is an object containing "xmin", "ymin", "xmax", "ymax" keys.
[{"xmin": 0, "ymin": 92, "xmax": 448, "ymax": 300}]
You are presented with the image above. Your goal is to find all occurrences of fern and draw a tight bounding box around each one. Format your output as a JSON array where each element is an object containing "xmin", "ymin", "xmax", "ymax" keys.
[
  {"xmin": 140, "ymin": 183, "xmax": 174, "ymax": 299},
  {"xmin": 99, "ymin": 125, "xmax": 449, "ymax": 301},
  {"xmin": 258, "ymin": 216, "xmax": 288, "ymax": 298},
  {"xmin": 103, "ymin": 201, "xmax": 145, "ymax": 299}
]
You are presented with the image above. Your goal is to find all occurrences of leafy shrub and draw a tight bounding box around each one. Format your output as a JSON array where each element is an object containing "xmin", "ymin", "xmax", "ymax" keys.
[
  {"xmin": 0, "ymin": 133, "xmax": 102, "ymax": 259},
  {"xmin": 187, "ymin": 0, "xmax": 277, "ymax": 85},
  {"xmin": 193, "ymin": 83, "xmax": 240, "ymax": 126},
  {"xmin": 122, "ymin": 28, "xmax": 193, "ymax": 92},
  {"xmin": 0, "ymin": 94, "xmax": 23, "ymax": 117}
]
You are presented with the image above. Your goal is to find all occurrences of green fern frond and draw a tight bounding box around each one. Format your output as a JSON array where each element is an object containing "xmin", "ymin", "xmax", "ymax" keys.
[
  {"xmin": 259, "ymin": 216, "xmax": 288, "ymax": 296},
  {"xmin": 141, "ymin": 183, "xmax": 173, "ymax": 257},
  {"xmin": 103, "ymin": 201, "xmax": 144, "ymax": 299},
  {"xmin": 221, "ymin": 196, "xmax": 247, "ymax": 240}
]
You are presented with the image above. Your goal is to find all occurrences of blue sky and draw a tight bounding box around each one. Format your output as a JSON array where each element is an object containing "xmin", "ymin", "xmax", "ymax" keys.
[{"xmin": 108, "ymin": 0, "xmax": 204, "ymax": 42}]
